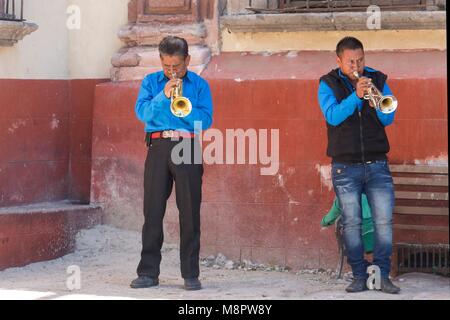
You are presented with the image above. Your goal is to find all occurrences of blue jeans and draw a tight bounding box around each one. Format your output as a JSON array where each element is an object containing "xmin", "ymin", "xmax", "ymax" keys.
[{"xmin": 331, "ymin": 160, "xmax": 395, "ymax": 279}]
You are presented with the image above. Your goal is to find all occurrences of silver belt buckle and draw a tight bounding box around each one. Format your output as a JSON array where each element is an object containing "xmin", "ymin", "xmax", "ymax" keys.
[{"xmin": 162, "ymin": 130, "xmax": 174, "ymax": 138}]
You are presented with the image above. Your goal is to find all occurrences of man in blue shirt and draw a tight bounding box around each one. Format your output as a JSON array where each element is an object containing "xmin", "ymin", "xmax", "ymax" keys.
[
  {"xmin": 318, "ymin": 37, "xmax": 400, "ymax": 294},
  {"xmin": 130, "ymin": 36, "xmax": 213, "ymax": 291}
]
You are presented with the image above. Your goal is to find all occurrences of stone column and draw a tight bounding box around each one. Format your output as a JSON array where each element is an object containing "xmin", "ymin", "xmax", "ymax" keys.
[{"xmin": 111, "ymin": 0, "xmax": 216, "ymax": 81}]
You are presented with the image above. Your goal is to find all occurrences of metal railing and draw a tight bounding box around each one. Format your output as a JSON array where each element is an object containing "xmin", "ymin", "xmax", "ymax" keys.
[
  {"xmin": 397, "ymin": 243, "xmax": 450, "ymax": 276},
  {"xmin": 247, "ymin": 0, "xmax": 445, "ymax": 13},
  {"xmin": 0, "ymin": 0, "xmax": 24, "ymax": 21}
]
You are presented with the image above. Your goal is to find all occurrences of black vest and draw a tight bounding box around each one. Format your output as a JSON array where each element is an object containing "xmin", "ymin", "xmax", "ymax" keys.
[{"xmin": 320, "ymin": 68, "xmax": 390, "ymax": 163}]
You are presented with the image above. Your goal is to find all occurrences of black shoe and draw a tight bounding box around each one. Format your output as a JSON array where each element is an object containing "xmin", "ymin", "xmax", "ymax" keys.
[
  {"xmin": 184, "ymin": 278, "xmax": 202, "ymax": 291},
  {"xmin": 380, "ymin": 278, "xmax": 400, "ymax": 294},
  {"xmin": 345, "ymin": 278, "xmax": 368, "ymax": 293},
  {"xmin": 130, "ymin": 276, "xmax": 159, "ymax": 289}
]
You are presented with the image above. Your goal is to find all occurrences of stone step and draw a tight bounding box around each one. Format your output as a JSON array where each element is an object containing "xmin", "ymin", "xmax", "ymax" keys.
[
  {"xmin": 112, "ymin": 45, "xmax": 211, "ymax": 68},
  {"xmin": 0, "ymin": 201, "xmax": 102, "ymax": 271},
  {"xmin": 111, "ymin": 64, "xmax": 209, "ymax": 82},
  {"xmin": 118, "ymin": 22, "xmax": 207, "ymax": 47}
]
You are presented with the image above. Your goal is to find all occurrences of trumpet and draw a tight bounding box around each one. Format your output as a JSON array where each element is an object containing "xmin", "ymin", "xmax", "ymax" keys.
[
  {"xmin": 170, "ymin": 72, "xmax": 192, "ymax": 118},
  {"xmin": 353, "ymin": 71, "xmax": 397, "ymax": 114}
]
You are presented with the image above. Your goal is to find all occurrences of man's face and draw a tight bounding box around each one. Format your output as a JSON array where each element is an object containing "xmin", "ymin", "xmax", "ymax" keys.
[
  {"xmin": 336, "ymin": 48, "xmax": 365, "ymax": 81},
  {"xmin": 160, "ymin": 54, "xmax": 190, "ymax": 79}
]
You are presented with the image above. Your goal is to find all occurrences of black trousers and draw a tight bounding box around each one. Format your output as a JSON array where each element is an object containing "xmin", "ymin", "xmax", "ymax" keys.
[{"xmin": 137, "ymin": 137, "xmax": 203, "ymax": 279}]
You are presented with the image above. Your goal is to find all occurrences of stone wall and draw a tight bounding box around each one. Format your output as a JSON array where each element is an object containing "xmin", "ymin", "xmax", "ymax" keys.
[{"xmin": 111, "ymin": 0, "xmax": 218, "ymax": 81}]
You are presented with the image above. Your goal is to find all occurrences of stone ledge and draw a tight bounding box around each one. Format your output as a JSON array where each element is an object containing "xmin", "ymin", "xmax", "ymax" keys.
[
  {"xmin": 220, "ymin": 11, "xmax": 446, "ymax": 32},
  {"xmin": 0, "ymin": 20, "xmax": 38, "ymax": 46},
  {"xmin": 0, "ymin": 201, "xmax": 102, "ymax": 270},
  {"xmin": 0, "ymin": 201, "xmax": 102, "ymax": 215},
  {"xmin": 118, "ymin": 22, "xmax": 207, "ymax": 47},
  {"xmin": 112, "ymin": 45, "xmax": 211, "ymax": 68}
]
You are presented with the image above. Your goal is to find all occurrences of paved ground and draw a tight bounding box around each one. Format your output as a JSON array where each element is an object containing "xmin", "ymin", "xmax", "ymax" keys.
[{"xmin": 0, "ymin": 225, "xmax": 448, "ymax": 300}]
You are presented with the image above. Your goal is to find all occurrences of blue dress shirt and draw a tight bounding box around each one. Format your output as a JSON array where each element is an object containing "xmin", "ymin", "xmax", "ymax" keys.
[{"xmin": 135, "ymin": 70, "xmax": 213, "ymax": 133}]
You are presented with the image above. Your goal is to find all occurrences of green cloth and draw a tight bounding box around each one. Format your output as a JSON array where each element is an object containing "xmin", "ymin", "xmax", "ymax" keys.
[{"xmin": 321, "ymin": 194, "xmax": 374, "ymax": 253}]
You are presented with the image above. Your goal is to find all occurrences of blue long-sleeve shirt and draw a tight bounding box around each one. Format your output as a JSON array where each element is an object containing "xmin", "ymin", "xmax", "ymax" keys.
[
  {"xmin": 135, "ymin": 70, "xmax": 213, "ymax": 133},
  {"xmin": 318, "ymin": 67, "xmax": 396, "ymax": 127}
]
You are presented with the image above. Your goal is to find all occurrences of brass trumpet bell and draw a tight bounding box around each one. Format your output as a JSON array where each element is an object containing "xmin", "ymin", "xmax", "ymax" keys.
[{"xmin": 171, "ymin": 96, "xmax": 192, "ymax": 118}]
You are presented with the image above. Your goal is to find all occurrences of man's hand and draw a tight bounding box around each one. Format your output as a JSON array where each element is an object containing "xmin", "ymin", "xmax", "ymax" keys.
[
  {"xmin": 164, "ymin": 79, "xmax": 181, "ymax": 98},
  {"xmin": 356, "ymin": 76, "xmax": 372, "ymax": 99}
]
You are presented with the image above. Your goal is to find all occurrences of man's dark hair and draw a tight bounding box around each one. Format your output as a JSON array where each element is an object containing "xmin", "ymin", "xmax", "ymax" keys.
[
  {"xmin": 159, "ymin": 36, "xmax": 189, "ymax": 58},
  {"xmin": 336, "ymin": 37, "xmax": 364, "ymax": 57}
]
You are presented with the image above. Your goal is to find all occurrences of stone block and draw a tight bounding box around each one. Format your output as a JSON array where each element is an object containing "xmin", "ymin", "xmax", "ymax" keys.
[
  {"xmin": 118, "ymin": 22, "xmax": 207, "ymax": 47},
  {"xmin": 138, "ymin": 45, "xmax": 211, "ymax": 66},
  {"xmin": 128, "ymin": 0, "xmax": 138, "ymax": 23},
  {"xmin": 111, "ymin": 50, "xmax": 141, "ymax": 68}
]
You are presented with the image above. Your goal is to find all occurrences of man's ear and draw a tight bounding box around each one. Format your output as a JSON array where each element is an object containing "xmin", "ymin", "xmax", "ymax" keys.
[
  {"xmin": 336, "ymin": 55, "xmax": 341, "ymax": 66},
  {"xmin": 185, "ymin": 55, "xmax": 191, "ymax": 66}
]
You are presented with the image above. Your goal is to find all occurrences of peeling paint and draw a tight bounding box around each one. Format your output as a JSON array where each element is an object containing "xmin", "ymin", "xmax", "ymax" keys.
[
  {"xmin": 276, "ymin": 173, "xmax": 285, "ymax": 187},
  {"xmin": 315, "ymin": 164, "xmax": 333, "ymax": 191},
  {"xmin": 108, "ymin": 144, "xmax": 117, "ymax": 152},
  {"xmin": 276, "ymin": 173, "xmax": 300, "ymax": 205},
  {"xmin": 234, "ymin": 78, "xmax": 243, "ymax": 82},
  {"xmin": 50, "ymin": 114, "xmax": 60, "ymax": 130},
  {"xmin": 413, "ymin": 153, "xmax": 448, "ymax": 165},
  {"xmin": 286, "ymin": 51, "xmax": 298, "ymax": 58},
  {"xmin": 8, "ymin": 119, "xmax": 27, "ymax": 134},
  {"xmin": 286, "ymin": 167, "xmax": 296, "ymax": 175},
  {"xmin": 10, "ymin": 194, "xmax": 24, "ymax": 202}
]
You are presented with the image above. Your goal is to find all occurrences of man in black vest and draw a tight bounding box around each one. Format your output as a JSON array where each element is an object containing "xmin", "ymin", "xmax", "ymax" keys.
[{"xmin": 318, "ymin": 37, "xmax": 400, "ymax": 294}]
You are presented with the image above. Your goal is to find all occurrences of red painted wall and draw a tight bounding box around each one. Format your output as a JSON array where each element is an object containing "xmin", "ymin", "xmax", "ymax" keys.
[
  {"xmin": 0, "ymin": 79, "xmax": 107, "ymax": 207},
  {"xmin": 2, "ymin": 51, "xmax": 444, "ymax": 270},
  {"xmin": 91, "ymin": 51, "xmax": 447, "ymax": 270},
  {"xmin": 69, "ymin": 79, "xmax": 109, "ymax": 203},
  {"xmin": 0, "ymin": 78, "xmax": 106, "ymax": 270}
]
